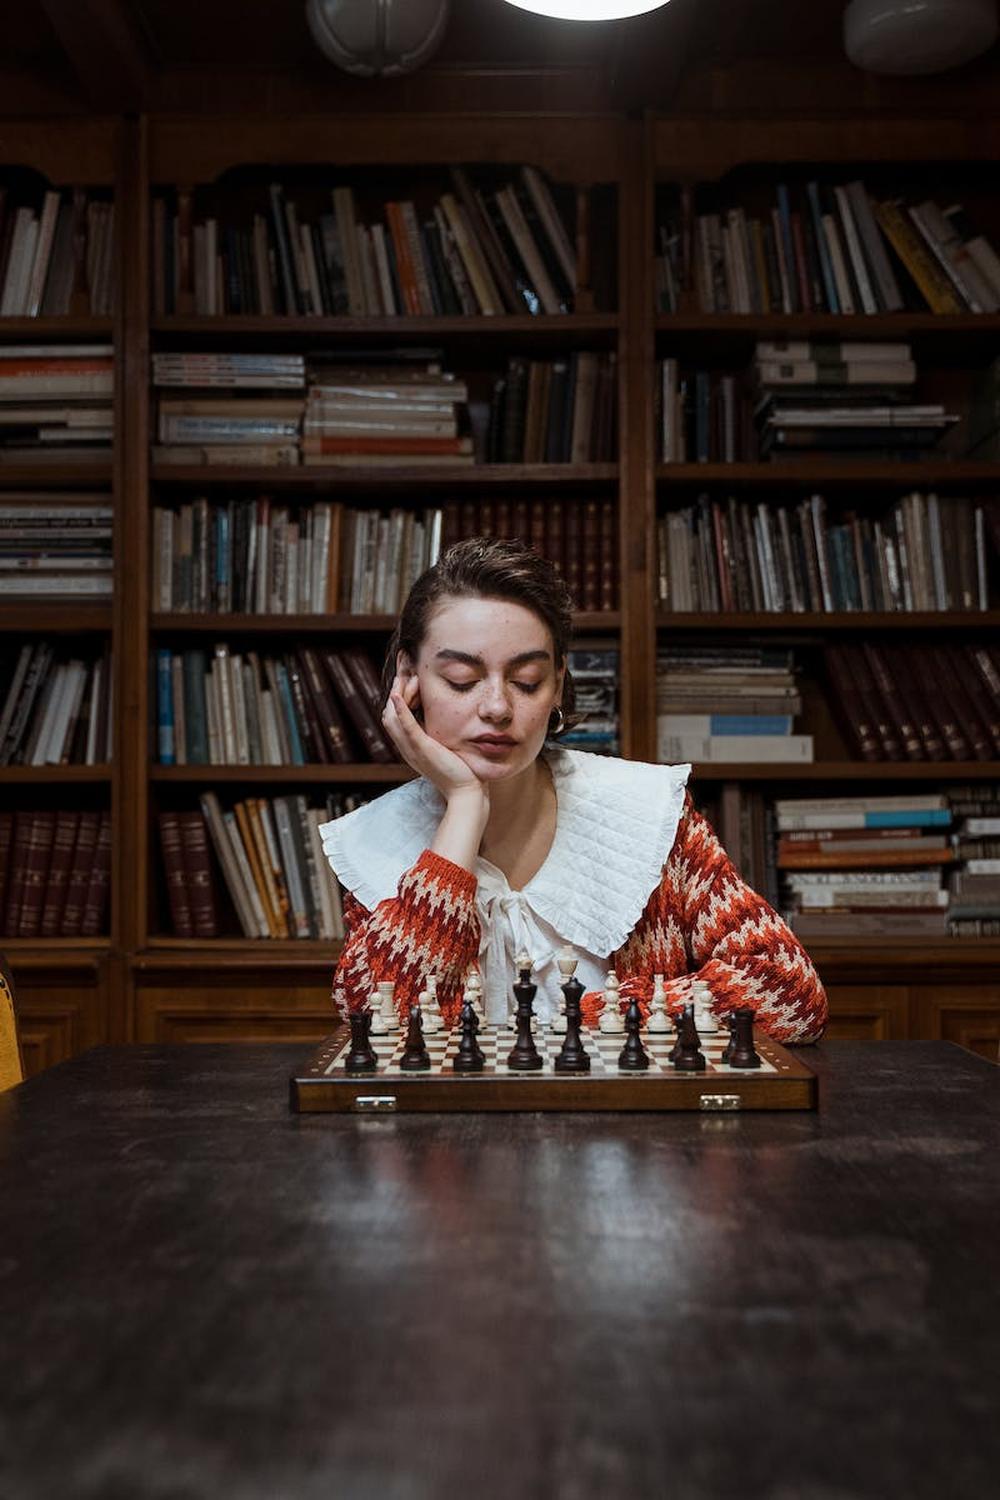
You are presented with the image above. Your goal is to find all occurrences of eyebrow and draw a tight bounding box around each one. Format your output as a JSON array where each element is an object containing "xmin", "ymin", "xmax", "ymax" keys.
[{"xmin": 433, "ymin": 648, "xmax": 552, "ymax": 668}]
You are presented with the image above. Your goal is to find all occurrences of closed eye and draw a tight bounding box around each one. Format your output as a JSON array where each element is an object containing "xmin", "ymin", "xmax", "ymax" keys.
[{"xmin": 445, "ymin": 681, "xmax": 541, "ymax": 694}]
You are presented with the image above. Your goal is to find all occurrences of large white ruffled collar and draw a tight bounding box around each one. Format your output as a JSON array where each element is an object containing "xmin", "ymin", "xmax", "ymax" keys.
[{"xmin": 319, "ymin": 748, "xmax": 691, "ymax": 957}]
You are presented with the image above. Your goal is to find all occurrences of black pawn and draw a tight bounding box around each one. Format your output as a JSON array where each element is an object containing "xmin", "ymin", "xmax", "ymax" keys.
[
  {"xmin": 554, "ymin": 972, "xmax": 590, "ymax": 1074},
  {"xmin": 345, "ymin": 1010, "xmax": 378, "ymax": 1074},
  {"xmin": 506, "ymin": 963, "xmax": 543, "ymax": 1072},
  {"xmin": 453, "ymin": 999, "xmax": 485, "ymax": 1073},
  {"xmin": 672, "ymin": 1003, "xmax": 706, "ymax": 1072},
  {"xmin": 668, "ymin": 1006, "xmax": 687, "ymax": 1063},
  {"xmin": 720, "ymin": 1012, "xmax": 735, "ymax": 1064},
  {"xmin": 399, "ymin": 1001, "xmax": 431, "ymax": 1071},
  {"xmin": 618, "ymin": 996, "xmax": 650, "ymax": 1071},
  {"xmin": 727, "ymin": 1007, "xmax": 761, "ymax": 1069}
]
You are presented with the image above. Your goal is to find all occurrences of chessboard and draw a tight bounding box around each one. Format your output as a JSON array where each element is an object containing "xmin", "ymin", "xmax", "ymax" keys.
[{"xmin": 290, "ymin": 1023, "xmax": 817, "ymax": 1113}]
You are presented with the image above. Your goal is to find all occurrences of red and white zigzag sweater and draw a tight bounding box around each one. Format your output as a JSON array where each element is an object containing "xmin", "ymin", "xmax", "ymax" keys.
[{"xmin": 332, "ymin": 792, "xmax": 828, "ymax": 1044}]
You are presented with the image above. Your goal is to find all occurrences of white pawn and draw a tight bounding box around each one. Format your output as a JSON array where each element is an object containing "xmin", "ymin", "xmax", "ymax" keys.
[
  {"xmin": 377, "ymin": 980, "xmax": 397, "ymax": 1032},
  {"xmin": 692, "ymin": 978, "xmax": 718, "ymax": 1034},
  {"xmin": 550, "ymin": 944, "xmax": 577, "ymax": 1032},
  {"xmin": 509, "ymin": 949, "xmax": 534, "ymax": 1028},
  {"xmin": 646, "ymin": 972, "xmax": 671, "ymax": 1035},
  {"xmin": 368, "ymin": 984, "xmax": 390, "ymax": 1036},
  {"xmin": 598, "ymin": 970, "xmax": 625, "ymax": 1035},
  {"xmin": 465, "ymin": 970, "xmax": 485, "ymax": 1023},
  {"xmin": 421, "ymin": 976, "xmax": 444, "ymax": 1034}
]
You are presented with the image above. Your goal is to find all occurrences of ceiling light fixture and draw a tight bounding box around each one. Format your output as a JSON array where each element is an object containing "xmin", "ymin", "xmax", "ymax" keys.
[{"xmin": 501, "ymin": 1, "xmax": 673, "ymax": 20}]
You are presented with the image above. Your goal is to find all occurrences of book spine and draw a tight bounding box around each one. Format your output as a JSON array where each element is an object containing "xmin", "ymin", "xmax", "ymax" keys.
[{"xmin": 159, "ymin": 811, "xmax": 194, "ymax": 937}]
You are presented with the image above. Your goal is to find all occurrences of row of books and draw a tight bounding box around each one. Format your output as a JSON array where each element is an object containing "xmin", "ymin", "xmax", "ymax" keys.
[
  {"xmin": 0, "ymin": 499, "xmax": 113, "ymax": 597},
  {"xmin": 655, "ymin": 492, "xmax": 993, "ymax": 614},
  {"xmin": 826, "ymin": 643, "xmax": 1000, "ymax": 764},
  {"xmin": 151, "ymin": 351, "xmax": 616, "ymax": 468},
  {"xmin": 152, "ymin": 500, "xmax": 443, "ymax": 616},
  {"xmin": 658, "ymin": 180, "xmax": 1000, "ymax": 316},
  {"xmin": 945, "ymin": 785, "xmax": 1000, "ymax": 935},
  {"xmin": 0, "ymin": 809, "xmax": 111, "ymax": 938},
  {"xmin": 658, "ymin": 361, "xmax": 754, "ymax": 464},
  {"xmin": 152, "ymin": 166, "xmax": 579, "ymax": 318},
  {"xmin": 1, "ymin": 643, "xmax": 113, "ymax": 766},
  {"xmin": 170, "ymin": 792, "xmax": 358, "ymax": 940},
  {"xmin": 0, "ymin": 345, "xmax": 114, "ymax": 466},
  {"xmin": 152, "ymin": 496, "xmax": 619, "ymax": 616},
  {"xmin": 0, "ymin": 190, "xmax": 115, "ymax": 317},
  {"xmin": 655, "ymin": 646, "xmax": 810, "ymax": 764},
  {"xmin": 153, "ymin": 644, "xmax": 393, "ymax": 768}
]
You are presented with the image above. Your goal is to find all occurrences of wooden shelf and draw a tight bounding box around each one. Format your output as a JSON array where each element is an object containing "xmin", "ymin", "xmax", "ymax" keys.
[
  {"xmin": 656, "ymin": 462, "xmax": 1000, "ymax": 486},
  {"xmin": 150, "ymin": 763, "xmax": 410, "ymax": 783},
  {"xmin": 149, "ymin": 610, "xmax": 619, "ymax": 632},
  {"xmin": 656, "ymin": 611, "xmax": 1000, "ymax": 631},
  {"xmin": 135, "ymin": 941, "xmax": 341, "ymax": 965},
  {"xmin": 0, "ymin": 317, "xmax": 115, "ymax": 338},
  {"xmin": 0, "ymin": 604, "xmax": 113, "ymax": 632},
  {"xmin": 655, "ymin": 312, "xmax": 1000, "ymax": 342},
  {"xmin": 690, "ymin": 761, "xmax": 1000, "ymax": 780},
  {"xmin": 0, "ymin": 765, "xmax": 112, "ymax": 783},
  {"xmin": 0, "ymin": 463, "xmax": 114, "ymax": 486},
  {"xmin": 152, "ymin": 314, "xmax": 619, "ymax": 341},
  {"xmin": 2, "ymin": 939, "xmax": 110, "ymax": 957},
  {"xmin": 151, "ymin": 462, "xmax": 618, "ymax": 487}
]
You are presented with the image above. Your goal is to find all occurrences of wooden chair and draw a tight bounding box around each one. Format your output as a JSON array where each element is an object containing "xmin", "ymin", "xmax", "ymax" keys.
[{"xmin": 0, "ymin": 954, "xmax": 23, "ymax": 1091}]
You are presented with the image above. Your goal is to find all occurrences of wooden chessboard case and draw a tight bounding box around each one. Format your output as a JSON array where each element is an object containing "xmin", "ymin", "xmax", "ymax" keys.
[{"xmin": 291, "ymin": 1024, "xmax": 818, "ymax": 1113}]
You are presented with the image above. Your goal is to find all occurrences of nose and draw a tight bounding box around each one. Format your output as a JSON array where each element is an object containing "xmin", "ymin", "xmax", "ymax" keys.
[{"xmin": 478, "ymin": 677, "xmax": 513, "ymax": 723}]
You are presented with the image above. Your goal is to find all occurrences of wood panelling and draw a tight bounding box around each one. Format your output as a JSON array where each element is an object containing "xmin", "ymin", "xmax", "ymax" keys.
[{"xmin": 9, "ymin": 954, "xmax": 110, "ymax": 1077}]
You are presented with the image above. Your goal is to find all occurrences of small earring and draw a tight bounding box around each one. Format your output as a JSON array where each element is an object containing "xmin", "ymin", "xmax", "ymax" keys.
[{"xmin": 549, "ymin": 705, "xmax": 565, "ymax": 735}]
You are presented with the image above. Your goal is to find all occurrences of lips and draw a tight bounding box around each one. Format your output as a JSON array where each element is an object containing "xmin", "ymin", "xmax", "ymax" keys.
[{"xmin": 473, "ymin": 736, "xmax": 515, "ymax": 746}]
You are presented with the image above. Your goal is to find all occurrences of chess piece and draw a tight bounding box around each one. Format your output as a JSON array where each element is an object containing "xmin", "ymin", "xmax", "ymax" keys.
[
  {"xmin": 367, "ymin": 985, "xmax": 389, "ymax": 1037},
  {"xmin": 453, "ymin": 998, "xmax": 486, "ymax": 1073},
  {"xmin": 720, "ymin": 1012, "xmax": 735, "ymax": 1064},
  {"xmin": 598, "ymin": 971, "xmax": 625, "ymax": 1035},
  {"xmin": 727, "ymin": 1007, "xmax": 761, "ymax": 1069},
  {"xmin": 618, "ymin": 996, "xmax": 650, "ymax": 1071},
  {"xmin": 399, "ymin": 1001, "xmax": 431, "ymax": 1071},
  {"xmin": 646, "ymin": 972, "xmax": 671, "ymax": 1035},
  {"xmin": 668, "ymin": 1008, "xmax": 684, "ymax": 1063},
  {"xmin": 345, "ymin": 1010, "xmax": 378, "ymax": 1073},
  {"xmin": 377, "ymin": 980, "xmax": 398, "ymax": 1031},
  {"xmin": 691, "ymin": 978, "xmax": 719, "ymax": 1035},
  {"xmin": 465, "ymin": 970, "xmax": 484, "ymax": 1023},
  {"xmin": 672, "ymin": 1003, "xmax": 706, "ymax": 1072},
  {"xmin": 550, "ymin": 945, "xmax": 576, "ymax": 1032},
  {"xmin": 422, "ymin": 974, "xmax": 444, "ymax": 1034},
  {"xmin": 554, "ymin": 948, "xmax": 590, "ymax": 1074},
  {"xmin": 506, "ymin": 951, "xmax": 543, "ymax": 1071}
]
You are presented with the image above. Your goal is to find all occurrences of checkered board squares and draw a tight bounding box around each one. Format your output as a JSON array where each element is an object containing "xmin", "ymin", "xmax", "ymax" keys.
[{"xmin": 315, "ymin": 1025, "xmax": 780, "ymax": 1078}]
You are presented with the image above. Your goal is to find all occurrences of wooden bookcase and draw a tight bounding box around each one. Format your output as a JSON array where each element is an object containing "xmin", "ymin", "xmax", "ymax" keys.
[{"xmin": 2, "ymin": 110, "xmax": 999, "ymax": 1072}]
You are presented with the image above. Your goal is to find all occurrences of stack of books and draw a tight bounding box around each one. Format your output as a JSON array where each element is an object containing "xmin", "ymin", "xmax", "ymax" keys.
[
  {"xmin": 0, "ymin": 189, "xmax": 115, "ymax": 316},
  {"xmin": 826, "ymin": 642, "xmax": 1000, "ymax": 763},
  {"xmin": 673, "ymin": 179, "xmax": 1000, "ymax": 316},
  {"xmin": 151, "ymin": 351, "xmax": 306, "ymax": 466},
  {"xmin": 154, "ymin": 643, "xmax": 394, "ymax": 767},
  {"xmin": 0, "ymin": 498, "xmax": 113, "ymax": 597},
  {"xmin": 776, "ymin": 794, "xmax": 954, "ymax": 938},
  {"xmin": 753, "ymin": 341, "xmax": 958, "ymax": 461},
  {"xmin": 560, "ymin": 641, "xmax": 619, "ymax": 755},
  {"xmin": 0, "ymin": 808, "xmax": 112, "ymax": 937},
  {"xmin": 153, "ymin": 165, "xmax": 577, "ymax": 318},
  {"xmin": 656, "ymin": 491, "xmax": 992, "ymax": 614},
  {"xmin": 946, "ymin": 783, "xmax": 1000, "ymax": 936},
  {"xmin": 187, "ymin": 791, "xmax": 361, "ymax": 940},
  {"xmin": 0, "ymin": 346, "xmax": 114, "ymax": 465},
  {"xmin": 656, "ymin": 646, "xmax": 812, "ymax": 764},
  {"xmin": 303, "ymin": 358, "xmax": 471, "ymax": 467},
  {"xmin": 0, "ymin": 642, "xmax": 113, "ymax": 766}
]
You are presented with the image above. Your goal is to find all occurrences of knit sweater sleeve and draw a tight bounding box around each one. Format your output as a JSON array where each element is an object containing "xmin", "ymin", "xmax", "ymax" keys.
[
  {"xmin": 331, "ymin": 848, "xmax": 481, "ymax": 1023},
  {"xmin": 610, "ymin": 793, "xmax": 828, "ymax": 1043}
]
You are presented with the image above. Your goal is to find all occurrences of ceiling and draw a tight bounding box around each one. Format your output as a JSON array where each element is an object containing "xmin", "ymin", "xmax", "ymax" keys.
[{"xmin": 3, "ymin": 0, "xmax": 999, "ymax": 116}]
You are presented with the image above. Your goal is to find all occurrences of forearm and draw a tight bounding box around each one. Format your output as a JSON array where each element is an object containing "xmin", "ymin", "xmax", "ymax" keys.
[{"xmin": 430, "ymin": 787, "xmax": 489, "ymax": 874}]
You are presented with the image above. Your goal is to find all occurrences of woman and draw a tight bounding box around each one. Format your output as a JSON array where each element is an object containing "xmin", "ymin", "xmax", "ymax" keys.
[{"xmin": 321, "ymin": 538, "xmax": 827, "ymax": 1043}]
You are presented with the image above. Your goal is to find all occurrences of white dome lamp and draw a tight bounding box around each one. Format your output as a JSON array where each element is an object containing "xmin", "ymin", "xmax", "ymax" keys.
[
  {"xmin": 502, "ymin": 2, "xmax": 674, "ymax": 18},
  {"xmin": 305, "ymin": 0, "xmax": 451, "ymax": 78},
  {"xmin": 844, "ymin": 0, "xmax": 999, "ymax": 74}
]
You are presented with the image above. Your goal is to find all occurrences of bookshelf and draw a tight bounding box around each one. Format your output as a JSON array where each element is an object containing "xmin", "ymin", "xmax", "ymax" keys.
[{"xmin": 3, "ymin": 109, "xmax": 1000, "ymax": 1072}]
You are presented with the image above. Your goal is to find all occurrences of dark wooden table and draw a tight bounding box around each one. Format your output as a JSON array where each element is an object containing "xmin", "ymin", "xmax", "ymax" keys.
[{"xmin": 1, "ymin": 1042, "xmax": 998, "ymax": 1500}]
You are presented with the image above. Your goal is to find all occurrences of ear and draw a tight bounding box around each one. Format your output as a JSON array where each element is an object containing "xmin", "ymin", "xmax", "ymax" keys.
[{"xmin": 396, "ymin": 649, "xmax": 415, "ymax": 677}]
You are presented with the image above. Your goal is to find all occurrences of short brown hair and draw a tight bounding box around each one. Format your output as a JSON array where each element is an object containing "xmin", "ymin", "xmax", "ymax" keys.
[{"xmin": 379, "ymin": 537, "xmax": 583, "ymax": 740}]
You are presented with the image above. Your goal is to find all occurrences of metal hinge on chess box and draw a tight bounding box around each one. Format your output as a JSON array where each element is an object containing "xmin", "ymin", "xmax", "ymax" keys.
[{"xmin": 290, "ymin": 1025, "xmax": 818, "ymax": 1114}]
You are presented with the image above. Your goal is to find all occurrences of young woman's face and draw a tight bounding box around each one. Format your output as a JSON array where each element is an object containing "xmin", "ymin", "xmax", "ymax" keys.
[{"xmin": 402, "ymin": 595, "xmax": 565, "ymax": 781}]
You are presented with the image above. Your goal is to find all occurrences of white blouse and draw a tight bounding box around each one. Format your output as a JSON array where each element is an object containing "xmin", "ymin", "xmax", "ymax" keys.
[{"xmin": 320, "ymin": 746, "xmax": 691, "ymax": 1025}]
